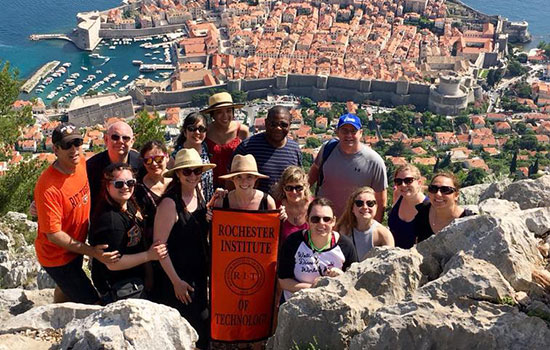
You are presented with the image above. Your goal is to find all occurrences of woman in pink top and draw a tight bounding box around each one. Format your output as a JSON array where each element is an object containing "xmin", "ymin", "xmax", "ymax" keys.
[
  {"xmin": 272, "ymin": 166, "xmax": 311, "ymax": 242},
  {"xmin": 202, "ymin": 92, "xmax": 249, "ymax": 188}
]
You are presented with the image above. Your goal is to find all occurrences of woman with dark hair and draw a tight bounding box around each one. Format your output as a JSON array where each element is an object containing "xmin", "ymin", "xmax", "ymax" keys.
[
  {"xmin": 388, "ymin": 163, "xmax": 428, "ymax": 249},
  {"xmin": 135, "ymin": 141, "xmax": 171, "ymax": 244},
  {"xmin": 171, "ymin": 112, "xmax": 214, "ymax": 202},
  {"xmin": 202, "ymin": 92, "xmax": 249, "ymax": 188},
  {"xmin": 272, "ymin": 166, "xmax": 311, "ymax": 242},
  {"xmin": 278, "ymin": 197, "xmax": 358, "ymax": 302},
  {"xmin": 89, "ymin": 163, "xmax": 167, "ymax": 304},
  {"xmin": 154, "ymin": 149, "xmax": 216, "ymax": 349},
  {"xmin": 336, "ymin": 186, "xmax": 394, "ymax": 261},
  {"xmin": 415, "ymin": 172, "xmax": 476, "ymax": 243}
]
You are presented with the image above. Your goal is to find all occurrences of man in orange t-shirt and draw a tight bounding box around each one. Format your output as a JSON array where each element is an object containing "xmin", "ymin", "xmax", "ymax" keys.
[{"xmin": 35, "ymin": 123, "xmax": 120, "ymax": 304}]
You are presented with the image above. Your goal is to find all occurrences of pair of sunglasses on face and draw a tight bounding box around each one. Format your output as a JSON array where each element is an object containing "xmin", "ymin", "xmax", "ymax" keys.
[
  {"xmin": 394, "ymin": 177, "xmax": 416, "ymax": 186},
  {"xmin": 179, "ymin": 167, "xmax": 203, "ymax": 176},
  {"xmin": 110, "ymin": 134, "xmax": 132, "ymax": 142},
  {"xmin": 58, "ymin": 138, "xmax": 83, "ymax": 150},
  {"xmin": 309, "ymin": 216, "xmax": 334, "ymax": 224},
  {"xmin": 427, "ymin": 185, "xmax": 456, "ymax": 195},
  {"xmin": 110, "ymin": 179, "xmax": 137, "ymax": 189},
  {"xmin": 187, "ymin": 125, "xmax": 207, "ymax": 133},
  {"xmin": 143, "ymin": 155, "xmax": 166, "ymax": 165},
  {"xmin": 284, "ymin": 185, "xmax": 304, "ymax": 192},
  {"xmin": 354, "ymin": 199, "xmax": 376, "ymax": 208}
]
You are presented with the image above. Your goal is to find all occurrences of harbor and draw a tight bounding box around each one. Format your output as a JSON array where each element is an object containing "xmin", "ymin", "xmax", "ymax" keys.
[{"xmin": 20, "ymin": 60, "xmax": 60, "ymax": 94}]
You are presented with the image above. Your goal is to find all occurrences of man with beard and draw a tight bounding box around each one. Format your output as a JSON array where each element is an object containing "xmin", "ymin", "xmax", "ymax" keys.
[
  {"xmin": 34, "ymin": 123, "xmax": 120, "ymax": 304},
  {"xmin": 308, "ymin": 113, "xmax": 387, "ymax": 219},
  {"xmin": 232, "ymin": 105, "xmax": 302, "ymax": 194}
]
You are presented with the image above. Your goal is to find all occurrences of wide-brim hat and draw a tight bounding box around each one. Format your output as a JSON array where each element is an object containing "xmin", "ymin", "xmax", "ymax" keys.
[
  {"xmin": 219, "ymin": 154, "xmax": 269, "ymax": 180},
  {"xmin": 200, "ymin": 92, "xmax": 244, "ymax": 114},
  {"xmin": 164, "ymin": 148, "xmax": 216, "ymax": 178}
]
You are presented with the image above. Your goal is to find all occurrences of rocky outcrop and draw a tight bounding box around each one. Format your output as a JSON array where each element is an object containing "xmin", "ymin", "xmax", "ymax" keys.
[
  {"xmin": 0, "ymin": 288, "xmax": 54, "ymax": 324},
  {"xmin": 0, "ymin": 212, "xmax": 42, "ymax": 290},
  {"xmin": 60, "ymin": 299, "xmax": 198, "ymax": 350},
  {"xmin": 272, "ymin": 176, "xmax": 550, "ymax": 349}
]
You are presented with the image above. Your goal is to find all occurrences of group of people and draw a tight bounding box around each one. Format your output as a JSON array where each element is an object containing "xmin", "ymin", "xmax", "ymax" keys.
[{"xmin": 33, "ymin": 92, "xmax": 475, "ymax": 349}]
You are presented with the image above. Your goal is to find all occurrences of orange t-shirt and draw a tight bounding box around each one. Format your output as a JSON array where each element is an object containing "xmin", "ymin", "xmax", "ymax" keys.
[{"xmin": 34, "ymin": 157, "xmax": 91, "ymax": 267}]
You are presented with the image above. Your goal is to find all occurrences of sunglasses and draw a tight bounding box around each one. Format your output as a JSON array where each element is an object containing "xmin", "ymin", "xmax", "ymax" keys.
[
  {"xmin": 58, "ymin": 138, "xmax": 83, "ymax": 150},
  {"xmin": 180, "ymin": 167, "xmax": 203, "ymax": 176},
  {"xmin": 284, "ymin": 185, "xmax": 304, "ymax": 192},
  {"xmin": 110, "ymin": 134, "xmax": 132, "ymax": 142},
  {"xmin": 394, "ymin": 177, "xmax": 416, "ymax": 186},
  {"xmin": 428, "ymin": 185, "xmax": 456, "ymax": 195},
  {"xmin": 143, "ymin": 155, "xmax": 166, "ymax": 165},
  {"xmin": 354, "ymin": 199, "xmax": 376, "ymax": 208},
  {"xmin": 187, "ymin": 125, "xmax": 207, "ymax": 133},
  {"xmin": 268, "ymin": 121, "xmax": 290, "ymax": 129},
  {"xmin": 111, "ymin": 179, "xmax": 136, "ymax": 189},
  {"xmin": 309, "ymin": 216, "xmax": 333, "ymax": 224}
]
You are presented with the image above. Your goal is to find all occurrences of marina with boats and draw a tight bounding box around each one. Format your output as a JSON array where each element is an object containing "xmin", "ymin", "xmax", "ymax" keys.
[{"xmin": 20, "ymin": 33, "xmax": 182, "ymax": 106}]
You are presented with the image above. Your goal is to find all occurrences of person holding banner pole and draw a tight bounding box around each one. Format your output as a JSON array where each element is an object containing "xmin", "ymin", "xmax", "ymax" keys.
[
  {"xmin": 154, "ymin": 148, "xmax": 216, "ymax": 350},
  {"xmin": 278, "ymin": 198, "xmax": 358, "ymax": 302}
]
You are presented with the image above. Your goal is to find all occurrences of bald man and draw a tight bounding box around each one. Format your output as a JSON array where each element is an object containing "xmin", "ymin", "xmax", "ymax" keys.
[{"xmin": 86, "ymin": 121, "xmax": 144, "ymax": 210}]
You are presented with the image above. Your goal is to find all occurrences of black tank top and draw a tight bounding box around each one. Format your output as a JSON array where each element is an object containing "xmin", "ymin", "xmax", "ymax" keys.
[{"xmin": 222, "ymin": 191, "xmax": 269, "ymax": 210}]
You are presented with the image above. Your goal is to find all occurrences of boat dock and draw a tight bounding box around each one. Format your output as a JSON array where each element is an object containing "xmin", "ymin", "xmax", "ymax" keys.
[
  {"xmin": 139, "ymin": 64, "xmax": 176, "ymax": 72},
  {"xmin": 20, "ymin": 60, "xmax": 61, "ymax": 93}
]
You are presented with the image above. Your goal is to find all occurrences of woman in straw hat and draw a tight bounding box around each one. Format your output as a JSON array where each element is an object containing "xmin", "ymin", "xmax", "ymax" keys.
[
  {"xmin": 203, "ymin": 92, "xmax": 249, "ymax": 188},
  {"xmin": 154, "ymin": 148, "xmax": 216, "ymax": 350},
  {"xmin": 211, "ymin": 154, "xmax": 277, "ymax": 211}
]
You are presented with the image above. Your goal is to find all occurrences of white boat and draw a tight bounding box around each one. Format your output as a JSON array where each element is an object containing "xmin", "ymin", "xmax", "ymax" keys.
[
  {"xmin": 109, "ymin": 46, "xmax": 116, "ymax": 50},
  {"xmin": 153, "ymin": 50, "xmax": 160, "ymax": 54},
  {"xmin": 145, "ymin": 53, "xmax": 152, "ymax": 57},
  {"xmin": 81, "ymin": 66, "xmax": 88, "ymax": 71},
  {"xmin": 90, "ymin": 53, "xmax": 101, "ymax": 59},
  {"xmin": 132, "ymin": 60, "xmax": 143, "ymax": 65},
  {"xmin": 62, "ymin": 62, "xmax": 71, "ymax": 67},
  {"xmin": 122, "ymin": 75, "xmax": 129, "ymax": 81},
  {"xmin": 108, "ymin": 73, "xmax": 117, "ymax": 78},
  {"xmin": 96, "ymin": 69, "xmax": 102, "ymax": 74}
]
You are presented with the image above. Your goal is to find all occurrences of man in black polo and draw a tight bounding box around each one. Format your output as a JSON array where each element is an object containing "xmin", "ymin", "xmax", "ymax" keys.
[{"xmin": 86, "ymin": 121, "xmax": 143, "ymax": 210}]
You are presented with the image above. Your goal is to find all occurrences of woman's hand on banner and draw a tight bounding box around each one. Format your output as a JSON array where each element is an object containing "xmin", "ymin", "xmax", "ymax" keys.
[
  {"xmin": 278, "ymin": 205, "xmax": 288, "ymax": 221},
  {"xmin": 174, "ymin": 279, "xmax": 195, "ymax": 304}
]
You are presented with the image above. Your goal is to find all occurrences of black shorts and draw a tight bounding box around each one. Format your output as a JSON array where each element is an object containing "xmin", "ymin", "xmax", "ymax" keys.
[{"xmin": 43, "ymin": 255, "xmax": 99, "ymax": 304}]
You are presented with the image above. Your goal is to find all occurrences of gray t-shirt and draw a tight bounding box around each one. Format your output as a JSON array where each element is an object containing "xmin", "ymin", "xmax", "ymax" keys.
[{"xmin": 315, "ymin": 142, "xmax": 387, "ymax": 217}]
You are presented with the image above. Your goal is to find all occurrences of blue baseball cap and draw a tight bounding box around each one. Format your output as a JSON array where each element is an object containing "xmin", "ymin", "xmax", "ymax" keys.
[{"xmin": 337, "ymin": 113, "xmax": 361, "ymax": 130}]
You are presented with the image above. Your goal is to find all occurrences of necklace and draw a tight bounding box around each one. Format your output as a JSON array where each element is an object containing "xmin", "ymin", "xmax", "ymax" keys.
[{"xmin": 308, "ymin": 231, "xmax": 331, "ymax": 253}]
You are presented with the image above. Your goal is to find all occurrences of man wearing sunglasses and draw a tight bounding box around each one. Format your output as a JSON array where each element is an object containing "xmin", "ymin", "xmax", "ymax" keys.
[
  {"xmin": 86, "ymin": 121, "xmax": 144, "ymax": 210},
  {"xmin": 34, "ymin": 123, "xmax": 121, "ymax": 304},
  {"xmin": 233, "ymin": 106, "xmax": 302, "ymax": 193},
  {"xmin": 308, "ymin": 113, "xmax": 388, "ymax": 219}
]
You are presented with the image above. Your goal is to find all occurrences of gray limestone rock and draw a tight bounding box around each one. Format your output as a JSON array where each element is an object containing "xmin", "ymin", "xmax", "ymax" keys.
[
  {"xmin": 36, "ymin": 269, "xmax": 56, "ymax": 290},
  {"xmin": 0, "ymin": 288, "xmax": 54, "ymax": 324},
  {"xmin": 478, "ymin": 198, "xmax": 521, "ymax": 216},
  {"xmin": 459, "ymin": 183, "xmax": 490, "ymax": 205},
  {"xmin": 521, "ymin": 207, "xmax": 550, "ymax": 238},
  {"xmin": 500, "ymin": 175, "xmax": 550, "ymax": 209},
  {"xmin": 416, "ymin": 214, "xmax": 542, "ymax": 292},
  {"xmin": 478, "ymin": 177, "xmax": 513, "ymax": 202},
  {"xmin": 60, "ymin": 299, "xmax": 198, "ymax": 350},
  {"xmin": 1, "ymin": 302, "xmax": 101, "ymax": 333},
  {"xmin": 271, "ymin": 248, "xmax": 424, "ymax": 349},
  {"xmin": 0, "ymin": 231, "xmax": 9, "ymax": 251},
  {"xmin": 0, "ymin": 334, "xmax": 54, "ymax": 350},
  {"xmin": 349, "ymin": 299, "xmax": 550, "ymax": 350}
]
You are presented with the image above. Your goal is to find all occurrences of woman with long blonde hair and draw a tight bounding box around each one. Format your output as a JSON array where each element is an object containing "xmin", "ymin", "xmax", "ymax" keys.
[{"xmin": 336, "ymin": 186, "xmax": 394, "ymax": 261}]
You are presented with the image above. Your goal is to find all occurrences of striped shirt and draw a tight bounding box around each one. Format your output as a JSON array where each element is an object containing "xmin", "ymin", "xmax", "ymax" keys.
[{"xmin": 233, "ymin": 132, "xmax": 302, "ymax": 193}]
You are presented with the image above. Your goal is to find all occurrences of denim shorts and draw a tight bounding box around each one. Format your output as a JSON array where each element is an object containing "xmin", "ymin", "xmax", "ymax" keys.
[{"xmin": 43, "ymin": 255, "xmax": 99, "ymax": 304}]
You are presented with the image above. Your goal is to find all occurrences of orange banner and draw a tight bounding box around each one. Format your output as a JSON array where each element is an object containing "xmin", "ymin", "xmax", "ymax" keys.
[{"xmin": 210, "ymin": 209, "xmax": 280, "ymax": 342}]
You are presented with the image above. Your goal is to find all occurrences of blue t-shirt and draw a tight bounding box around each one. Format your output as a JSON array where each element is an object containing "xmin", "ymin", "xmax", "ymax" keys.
[{"xmin": 233, "ymin": 133, "xmax": 302, "ymax": 193}]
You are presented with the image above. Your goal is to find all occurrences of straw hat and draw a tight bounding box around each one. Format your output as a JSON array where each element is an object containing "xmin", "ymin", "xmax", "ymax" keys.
[
  {"xmin": 164, "ymin": 148, "xmax": 216, "ymax": 178},
  {"xmin": 219, "ymin": 154, "xmax": 269, "ymax": 180},
  {"xmin": 200, "ymin": 92, "xmax": 244, "ymax": 114}
]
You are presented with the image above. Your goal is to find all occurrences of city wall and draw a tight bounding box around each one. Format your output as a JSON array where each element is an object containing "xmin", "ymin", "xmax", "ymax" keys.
[
  {"xmin": 99, "ymin": 24, "xmax": 187, "ymax": 39},
  {"xmin": 137, "ymin": 74, "xmax": 432, "ymax": 110}
]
